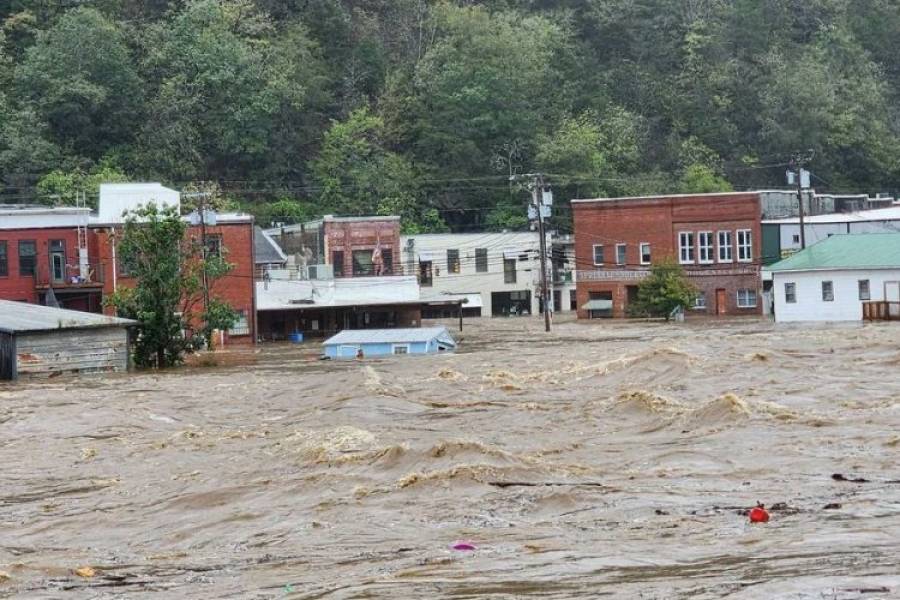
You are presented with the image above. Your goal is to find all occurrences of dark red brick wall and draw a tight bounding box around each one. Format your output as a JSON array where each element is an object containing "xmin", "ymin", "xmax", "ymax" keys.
[
  {"xmin": 573, "ymin": 193, "xmax": 762, "ymax": 318},
  {"xmin": 0, "ymin": 228, "xmax": 84, "ymax": 304},
  {"xmin": 324, "ymin": 219, "xmax": 401, "ymax": 276}
]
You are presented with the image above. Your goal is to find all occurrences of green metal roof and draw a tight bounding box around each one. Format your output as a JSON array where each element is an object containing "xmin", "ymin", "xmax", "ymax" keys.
[{"xmin": 767, "ymin": 233, "xmax": 900, "ymax": 272}]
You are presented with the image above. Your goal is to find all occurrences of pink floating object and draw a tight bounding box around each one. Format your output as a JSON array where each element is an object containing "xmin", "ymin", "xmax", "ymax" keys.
[{"xmin": 452, "ymin": 542, "xmax": 476, "ymax": 551}]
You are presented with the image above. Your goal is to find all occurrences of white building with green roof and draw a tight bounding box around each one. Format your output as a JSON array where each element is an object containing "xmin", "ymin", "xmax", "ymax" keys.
[{"xmin": 766, "ymin": 233, "xmax": 900, "ymax": 322}]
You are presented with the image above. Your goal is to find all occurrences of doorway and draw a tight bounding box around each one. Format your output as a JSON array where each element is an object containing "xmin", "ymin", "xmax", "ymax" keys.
[
  {"xmin": 50, "ymin": 240, "xmax": 66, "ymax": 284},
  {"xmin": 715, "ymin": 288, "xmax": 727, "ymax": 315},
  {"xmin": 886, "ymin": 281, "xmax": 900, "ymax": 318}
]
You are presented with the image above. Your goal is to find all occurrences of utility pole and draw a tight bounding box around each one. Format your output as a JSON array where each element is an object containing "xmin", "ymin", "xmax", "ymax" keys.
[
  {"xmin": 789, "ymin": 153, "xmax": 813, "ymax": 250},
  {"xmin": 511, "ymin": 173, "xmax": 552, "ymax": 332}
]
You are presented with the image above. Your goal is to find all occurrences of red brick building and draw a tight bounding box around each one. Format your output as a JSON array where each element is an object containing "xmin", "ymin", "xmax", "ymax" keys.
[
  {"xmin": 0, "ymin": 201, "xmax": 257, "ymax": 345},
  {"xmin": 572, "ymin": 192, "xmax": 763, "ymax": 318}
]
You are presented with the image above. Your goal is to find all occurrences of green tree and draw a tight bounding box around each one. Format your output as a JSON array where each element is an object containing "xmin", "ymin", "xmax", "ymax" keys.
[
  {"xmin": 14, "ymin": 7, "xmax": 143, "ymax": 160},
  {"xmin": 36, "ymin": 161, "xmax": 129, "ymax": 206},
  {"xmin": 107, "ymin": 204, "xmax": 236, "ymax": 368},
  {"xmin": 629, "ymin": 260, "xmax": 697, "ymax": 320}
]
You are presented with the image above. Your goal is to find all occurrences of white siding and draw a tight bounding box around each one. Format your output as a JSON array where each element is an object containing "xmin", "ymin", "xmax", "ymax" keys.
[
  {"xmin": 401, "ymin": 232, "xmax": 547, "ymax": 317},
  {"xmin": 773, "ymin": 268, "xmax": 900, "ymax": 322}
]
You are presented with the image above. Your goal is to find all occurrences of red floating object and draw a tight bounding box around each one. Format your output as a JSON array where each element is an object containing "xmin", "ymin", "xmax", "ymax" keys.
[
  {"xmin": 749, "ymin": 505, "xmax": 770, "ymax": 523},
  {"xmin": 452, "ymin": 542, "xmax": 476, "ymax": 551}
]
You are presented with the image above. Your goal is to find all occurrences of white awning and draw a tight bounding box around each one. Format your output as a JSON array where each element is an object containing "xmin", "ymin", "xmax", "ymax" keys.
[{"xmin": 582, "ymin": 299, "xmax": 613, "ymax": 311}]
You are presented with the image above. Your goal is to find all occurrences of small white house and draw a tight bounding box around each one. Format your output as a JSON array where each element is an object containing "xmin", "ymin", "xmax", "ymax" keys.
[{"xmin": 767, "ymin": 233, "xmax": 900, "ymax": 322}]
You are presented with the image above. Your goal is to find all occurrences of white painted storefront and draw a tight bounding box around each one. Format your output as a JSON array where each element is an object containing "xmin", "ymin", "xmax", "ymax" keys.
[
  {"xmin": 400, "ymin": 232, "xmax": 550, "ymax": 317},
  {"xmin": 773, "ymin": 269, "xmax": 900, "ymax": 322}
]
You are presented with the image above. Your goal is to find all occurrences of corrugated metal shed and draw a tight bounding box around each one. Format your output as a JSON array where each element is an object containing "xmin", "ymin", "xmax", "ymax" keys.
[
  {"xmin": 324, "ymin": 327, "xmax": 451, "ymax": 346},
  {"xmin": 0, "ymin": 300, "xmax": 136, "ymax": 333}
]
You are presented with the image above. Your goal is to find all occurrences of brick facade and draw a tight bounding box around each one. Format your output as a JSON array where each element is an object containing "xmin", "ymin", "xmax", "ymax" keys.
[
  {"xmin": 323, "ymin": 217, "xmax": 401, "ymax": 277},
  {"xmin": 573, "ymin": 192, "xmax": 763, "ymax": 318}
]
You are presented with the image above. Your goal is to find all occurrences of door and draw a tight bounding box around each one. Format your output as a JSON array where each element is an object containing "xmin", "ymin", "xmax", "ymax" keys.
[
  {"xmin": 49, "ymin": 240, "xmax": 66, "ymax": 283},
  {"xmin": 715, "ymin": 288, "xmax": 727, "ymax": 315},
  {"xmin": 886, "ymin": 282, "xmax": 900, "ymax": 318}
]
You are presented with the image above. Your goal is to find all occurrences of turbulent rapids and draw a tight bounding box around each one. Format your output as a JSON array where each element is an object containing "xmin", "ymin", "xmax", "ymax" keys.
[{"xmin": 1, "ymin": 316, "xmax": 899, "ymax": 598}]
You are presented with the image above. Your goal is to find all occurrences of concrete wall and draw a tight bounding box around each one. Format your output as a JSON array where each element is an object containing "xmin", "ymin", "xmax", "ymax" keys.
[
  {"xmin": 14, "ymin": 327, "xmax": 129, "ymax": 378},
  {"xmin": 773, "ymin": 269, "xmax": 900, "ymax": 322},
  {"xmin": 401, "ymin": 232, "xmax": 547, "ymax": 317}
]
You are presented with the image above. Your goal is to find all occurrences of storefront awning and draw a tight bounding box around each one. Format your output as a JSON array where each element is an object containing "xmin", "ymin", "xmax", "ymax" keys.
[{"xmin": 581, "ymin": 299, "xmax": 613, "ymax": 311}]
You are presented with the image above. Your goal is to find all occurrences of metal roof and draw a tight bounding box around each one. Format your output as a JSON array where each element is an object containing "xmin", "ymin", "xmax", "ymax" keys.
[
  {"xmin": 254, "ymin": 226, "xmax": 287, "ymax": 264},
  {"xmin": 0, "ymin": 301, "xmax": 137, "ymax": 334},
  {"xmin": 766, "ymin": 233, "xmax": 900, "ymax": 272},
  {"xmin": 324, "ymin": 327, "xmax": 454, "ymax": 346},
  {"xmin": 763, "ymin": 206, "xmax": 900, "ymax": 225}
]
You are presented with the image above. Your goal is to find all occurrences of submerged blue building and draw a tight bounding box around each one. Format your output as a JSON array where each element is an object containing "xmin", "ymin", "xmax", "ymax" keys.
[{"xmin": 323, "ymin": 327, "xmax": 456, "ymax": 359}]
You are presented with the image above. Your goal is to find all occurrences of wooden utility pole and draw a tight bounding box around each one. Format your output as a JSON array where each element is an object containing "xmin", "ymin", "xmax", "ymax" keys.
[{"xmin": 533, "ymin": 174, "xmax": 551, "ymax": 333}]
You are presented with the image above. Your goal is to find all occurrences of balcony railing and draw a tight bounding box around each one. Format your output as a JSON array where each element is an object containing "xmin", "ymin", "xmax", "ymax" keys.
[
  {"xmin": 863, "ymin": 301, "xmax": 900, "ymax": 321},
  {"xmin": 34, "ymin": 261, "xmax": 105, "ymax": 289}
]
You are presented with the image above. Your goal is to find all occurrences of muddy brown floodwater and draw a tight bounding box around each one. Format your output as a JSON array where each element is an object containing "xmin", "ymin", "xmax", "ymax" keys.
[{"xmin": 2, "ymin": 316, "xmax": 899, "ymax": 599}]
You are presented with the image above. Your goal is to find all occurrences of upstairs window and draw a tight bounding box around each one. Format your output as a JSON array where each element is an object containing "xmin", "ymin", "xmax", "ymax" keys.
[
  {"xmin": 698, "ymin": 232, "xmax": 714, "ymax": 264},
  {"xmin": 717, "ymin": 231, "xmax": 733, "ymax": 262},
  {"xmin": 18, "ymin": 240, "xmax": 36, "ymax": 276},
  {"xmin": 592, "ymin": 244, "xmax": 604, "ymax": 265},
  {"xmin": 504, "ymin": 258, "xmax": 517, "ymax": 283},
  {"xmin": 447, "ymin": 249, "xmax": 460, "ymax": 274},
  {"xmin": 737, "ymin": 229, "xmax": 753, "ymax": 262},
  {"xmin": 381, "ymin": 249, "xmax": 393, "ymax": 275},
  {"xmin": 616, "ymin": 244, "xmax": 626, "ymax": 266},
  {"xmin": 0, "ymin": 241, "xmax": 7, "ymax": 277},
  {"xmin": 640, "ymin": 243, "xmax": 651, "ymax": 265},
  {"xmin": 204, "ymin": 234, "xmax": 223, "ymax": 258},
  {"xmin": 475, "ymin": 248, "xmax": 488, "ymax": 272},
  {"xmin": 678, "ymin": 232, "xmax": 695, "ymax": 264},
  {"xmin": 332, "ymin": 250, "xmax": 344, "ymax": 277},
  {"xmin": 352, "ymin": 250, "xmax": 374, "ymax": 276}
]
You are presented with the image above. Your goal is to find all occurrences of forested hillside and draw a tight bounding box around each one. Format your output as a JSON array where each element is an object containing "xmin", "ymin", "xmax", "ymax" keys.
[{"xmin": 1, "ymin": 1, "xmax": 899, "ymax": 231}]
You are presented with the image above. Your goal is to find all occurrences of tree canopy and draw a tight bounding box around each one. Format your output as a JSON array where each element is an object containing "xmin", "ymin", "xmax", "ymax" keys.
[{"xmin": 2, "ymin": 0, "xmax": 899, "ymax": 231}]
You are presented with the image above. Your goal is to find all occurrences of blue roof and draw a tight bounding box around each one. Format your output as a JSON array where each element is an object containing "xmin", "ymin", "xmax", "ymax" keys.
[{"xmin": 324, "ymin": 327, "xmax": 454, "ymax": 346}]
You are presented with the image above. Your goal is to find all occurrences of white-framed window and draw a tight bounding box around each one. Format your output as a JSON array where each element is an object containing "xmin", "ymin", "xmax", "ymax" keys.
[
  {"xmin": 229, "ymin": 309, "xmax": 250, "ymax": 335},
  {"xmin": 693, "ymin": 293, "xmax": 707, "ymax": 310},
  {"xmin": 737, "ymin": 288, "xmax": 757, "ymax": 308},
  {"xmin": 859, "ymin": 279, "xmax": 870, "ymax": 301},
  {"xmin": 784, "ymin": 283, "xmax": 796, "ymax": 304},
  {"xmin": 822, "ymin": 281, "xmax": 834, "ymax": 302},
  {"xmin": 616, "ymin": 244, "xmax": 627, "ymax": 266},
  {"xmin": 717, "ymin": 230, "xmax": 733, "ymax": 262},
  {"xmin": 737, "ymin": 229, "xmax": 753, "ymax": 262},
  {"xmin": 640, "ymin": 242, "xmax": 651, "ymax": 265},
  {"xmin": 593, "ymin": 244, "xmax": 604, "ymax": 265},
  {"xmin": 678, "ymin": 232, "xmax": 695, "ymax": 264},
  {"xmin": 392, "ymin": 344, "xmax": 410, "ymax": 355},
  {"xmin": 698, "ymin": 231, "xmax": 714, "ymax": 264}
]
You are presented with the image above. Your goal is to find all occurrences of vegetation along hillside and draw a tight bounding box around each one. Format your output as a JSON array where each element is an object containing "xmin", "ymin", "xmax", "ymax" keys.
[{"xmin": 1, "ymin": 0, "xmax": 899, "ymax": 232}]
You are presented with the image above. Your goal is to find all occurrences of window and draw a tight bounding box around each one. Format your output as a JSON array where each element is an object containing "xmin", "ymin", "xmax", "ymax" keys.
[
  {"xmin": 475, "ymin": 248, "xmax": 488, "ymax": 273},
  {"xmin": 822, "ymin": 281, "xmax": 834, "ymax": 302},
  {"xmin": 229, "ymin": 310, "xmax": 250, "ymax": 335},
  {"xmin": 698, "ymin": 232, "xmax": 714, "ymax": 264},
  {"xmin": 592, "ymin": 244, "xmax": 604, "ymax": 265},
  {"xmin": 679, "ymin": 232, "xmax": 695, "ymax": 264},
  {"xmin": 792, "ymin": 234, "xmax": 801, "ymax": 244},
  {"xmin": 381, "ymin": 249, "xmax": 393, "ymax": 275},
  {"xmin": 332, "ymin": 251, "xmax": 344, "ymax": 277},
  {"xmin": 419, "ymin": 261, "xmax": 433, "ymax": 286},
  {"xmin": 392, "ymin": 344, "xmax": 410, "ymax": 355},
  {"xmin": 352, "ymin": 250, "xmax": 374, "ymax": 276},
  {"xmin": 447, "ymin": 249, "xmax": 460, "ymax": 274},
  {"xmin": 50, "ymin": 239, "xmax": 66, "ymax": 283},
  {"xmin": 18, "ymin": 240, "xmax": 36, "ymax": 276},
  {"xmin": 737, "ymin": 288, "xmax": 757, "ymax": 308},
  {"xmin": 616, "ymin": 244, "xmax": 626, "ymax": 266},
  {"xmin": 693, "ymin": 293, "xmax": 707, "ymax": 310},
  {"xmin": 717, "ymin": 231, "xmax": 733, "ymax": 262},
  {"xmin": 640, "ymin": 243, "xmax": 651, "ymax": 265},
  {"xmin": 204, "ymin": 234, "xmax": 223, "ymax": 258},
  {"xmin": 859, "ymin": 279, "xmax": 871, "ymax": 301},
  {"xmin": 0, "ymin": 241, "xmax": 7, "ymax": 277},
  {"xmin": 503, "ymin": 258, "xmax": 517, "ymax": 284},
  {"xmin": 737, "ymin": 229, "xmax": 753, "ymax": 262},
  {"xmin": 785, "ymin": 282, "xmax": 797, "ymax": 304}
]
